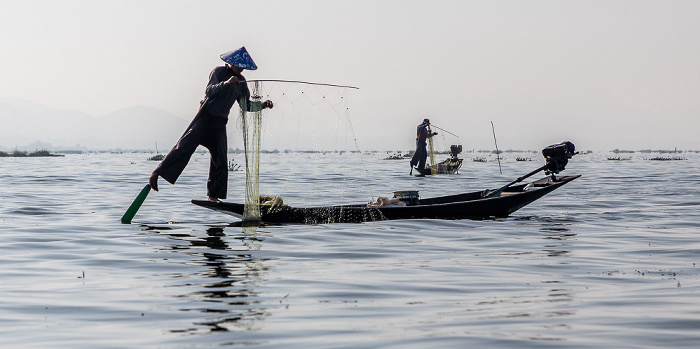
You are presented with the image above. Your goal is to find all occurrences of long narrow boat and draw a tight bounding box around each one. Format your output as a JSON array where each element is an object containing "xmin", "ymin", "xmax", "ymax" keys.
[
  {"xmin": 413, "ymin": 157, "xmax": 463, "ymax": 176},
  {"xmin": 413, "ymin": 144, "xmax": 463, "ymax": 176},
  {"xmin": 193, "ymin": 141, "xmax": 579, "ymax": 224},
  {"xmin": 192, "ymin": 174, "xmax": 579, "ymax": 224}
]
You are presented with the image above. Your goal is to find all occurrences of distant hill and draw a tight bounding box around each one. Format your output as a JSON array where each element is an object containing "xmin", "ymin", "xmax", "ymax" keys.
[{"xmin": 0, "ymin": 98, "xmax": 189, "ymax": 151}]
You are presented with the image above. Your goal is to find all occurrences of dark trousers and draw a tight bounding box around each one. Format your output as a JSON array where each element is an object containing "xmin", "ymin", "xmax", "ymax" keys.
[
  {"xmin": 155, "ymin": 111, "xmax": 229, "ymax": 199},
  {"xmin": 410, "ymin": 140, "xmax": 428, "ymax": 169}
]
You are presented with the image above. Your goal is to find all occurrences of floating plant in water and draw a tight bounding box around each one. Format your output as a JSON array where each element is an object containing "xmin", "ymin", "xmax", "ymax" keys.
[{"xmin": 646, "ymin": 156, "xmax": 686, "ymax": 161}]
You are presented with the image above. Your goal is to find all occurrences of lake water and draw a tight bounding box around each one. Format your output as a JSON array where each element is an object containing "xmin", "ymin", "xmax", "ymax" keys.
[{"xmin": 1, "ymin": 150, "xmax": 699, "ymax": 348}]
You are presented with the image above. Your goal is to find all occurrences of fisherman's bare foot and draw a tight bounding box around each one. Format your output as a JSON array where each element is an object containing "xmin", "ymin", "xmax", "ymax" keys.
[
  {"xmin": 208, "ymin": 196, "xmax": 221, "ymax": 203},
  {"xmin": 149, "ymin": 171, "xmax": 159, "ymax": 191}
]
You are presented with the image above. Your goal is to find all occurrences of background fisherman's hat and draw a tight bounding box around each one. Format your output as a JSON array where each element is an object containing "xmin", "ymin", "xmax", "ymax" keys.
[{"xmin": 220, "ymin": 46, "xmax": 258, "ymax": 70}]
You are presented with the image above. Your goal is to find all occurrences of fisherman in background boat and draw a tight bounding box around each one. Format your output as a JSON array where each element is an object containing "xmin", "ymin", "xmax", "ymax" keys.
[
  {"xmin": 148, "ymin": 46, "xmax": 273, "ymax": 202},
  {"xmin": 409, "ymin": 118, "xmax": 437, "ymax": 173}
]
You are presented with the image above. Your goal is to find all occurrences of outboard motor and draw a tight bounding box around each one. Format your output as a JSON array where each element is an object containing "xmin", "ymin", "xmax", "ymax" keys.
[
  {"xmin": 542, "ymin": 141, "xmax": 576, "ymax": 175},
  {"xmin": 484, "ymin": 141, "xmax": 577, "ymax": 198},
  {"xmin": 449, "ymin": 144, "xmax": 462, "ymax": 161}
]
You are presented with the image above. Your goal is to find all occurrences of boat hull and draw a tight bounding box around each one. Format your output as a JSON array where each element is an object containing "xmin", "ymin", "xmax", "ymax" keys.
[
  {"xmin": 414, "ymin": 158, "xmax": 463, "ymax": 176},
  {"xmin": 192, "ymin": 175, "xmax": 579, "ymax": 224}
]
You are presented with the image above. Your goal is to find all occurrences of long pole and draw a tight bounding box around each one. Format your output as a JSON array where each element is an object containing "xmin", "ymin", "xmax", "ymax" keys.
[
  {"xmin": 429, "ymin": 124, "xmax": 460, "ymax": 138},
  {"xmin": 246, "ymin": 79, "xmax": 359, "ymax": 89},
  {"xmin": 491, "ymin": 121, "xmax": 502, "ymax": 174}
]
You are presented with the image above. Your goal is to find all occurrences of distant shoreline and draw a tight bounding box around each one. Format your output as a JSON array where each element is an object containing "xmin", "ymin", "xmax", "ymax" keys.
[{"xmin": 0, "ymin": 150, "xmax": 64, "ymax": 157}]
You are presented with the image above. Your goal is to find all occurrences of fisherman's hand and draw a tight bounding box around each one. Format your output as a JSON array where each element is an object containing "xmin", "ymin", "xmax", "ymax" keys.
[
  {"xmin": 262, "ymin": 100, "xmax": 274, "ymax": 109},
  {"xmin": 226, "ymin": 76, "xmax": 240, "ymax": 85}
]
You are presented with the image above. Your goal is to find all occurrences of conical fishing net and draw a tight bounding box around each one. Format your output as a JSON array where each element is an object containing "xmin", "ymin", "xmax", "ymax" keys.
[
  {"xmin": 428, "ymin": 133, "xmax": 437, "ymax": 173},
  {"xmin": 240, "ymin": 81, "xmax": 263, "ymax": 221}
]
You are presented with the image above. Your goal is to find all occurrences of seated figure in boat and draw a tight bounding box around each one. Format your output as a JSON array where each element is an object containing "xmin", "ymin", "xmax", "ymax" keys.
[{"xmin": 409, "ymin": 118, "xmax": 437, "ymax": 172}]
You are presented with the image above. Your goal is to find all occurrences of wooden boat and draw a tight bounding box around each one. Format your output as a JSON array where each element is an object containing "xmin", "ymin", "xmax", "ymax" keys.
[
  {"xmin": 192, "ymin": 174, "xmax": 579, "ymax": 224},
  {"xmin": 414, "ymin": 157, "xmax": 463, "ymax": 176},
  {"xmin": 193, "ymin": 141, "xmax": 579, "ymax": 224},
  {"xmin": 413, "ymin": 145, "xmax": 463, "ymax": 176}
]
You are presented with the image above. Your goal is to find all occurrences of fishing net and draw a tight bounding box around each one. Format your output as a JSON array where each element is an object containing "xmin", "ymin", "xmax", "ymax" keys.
[
  {"xmin": 239, "ymin": 81, "xmax": 263, "ymax": 221},
  {"xmin": 427, "ymin": 132, "xmax": 437, "ymax": 173},
  {"xmin": 254, "ymin": 81, "xmax": 359, "ymax": 152},
  {"xmin": 236, "ymin": 80, "xmax": 367, "ymax": 221}
]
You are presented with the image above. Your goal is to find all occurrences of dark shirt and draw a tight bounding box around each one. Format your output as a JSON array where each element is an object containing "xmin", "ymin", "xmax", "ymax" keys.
[
  {"xmin": 202, "ymin": 66, "xmax": 253, "ymax": 119},
  {"xmin": 416, "ymin": 123, "xmax": 429, "ymax": 143}
]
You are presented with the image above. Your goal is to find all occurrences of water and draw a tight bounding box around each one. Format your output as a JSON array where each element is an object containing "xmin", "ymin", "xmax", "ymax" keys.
[{"xmin": 2, "ymin": 151, "xmax": 700, "ymax": 348}]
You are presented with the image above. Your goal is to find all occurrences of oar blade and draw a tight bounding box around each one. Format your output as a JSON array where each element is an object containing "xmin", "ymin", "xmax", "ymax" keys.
[{"xmin": 121, "ymin": 184, "xmax": 151, "ymax": 224}]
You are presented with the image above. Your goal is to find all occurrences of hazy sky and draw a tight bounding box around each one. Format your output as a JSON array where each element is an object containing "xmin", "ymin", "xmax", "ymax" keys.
[{"xmin": 2, "ymin": 0, "xmax": 699, "ymax": 151}]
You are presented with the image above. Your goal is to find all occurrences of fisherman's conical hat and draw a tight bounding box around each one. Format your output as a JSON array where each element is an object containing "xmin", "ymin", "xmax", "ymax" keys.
[{"xmin": 220, "ymin": 46, "xmax": 258, "ymax": 70}]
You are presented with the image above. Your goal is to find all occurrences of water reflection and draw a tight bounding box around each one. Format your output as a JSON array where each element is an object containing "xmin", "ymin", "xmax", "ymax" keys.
[
  {"xmin": 472, "ymin": 217, "xmax": 578, "ymax": 334},
  {"xmin": 539, "ymin": 224, "xmax": 576, "ymax": 258},
  {"xmin": 145, "ymin": 224, "xmax": 271, "ymax": 334}
]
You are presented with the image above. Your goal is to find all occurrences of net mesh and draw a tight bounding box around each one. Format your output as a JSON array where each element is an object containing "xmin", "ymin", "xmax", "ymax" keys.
[
  {"xmin": 236, "ymin": 81, "xmax": 366, "ymax": 220},
  {"xmin": 240, "ymin": 81, "xmax": 263, "ymax": 221},
  {"xmin": 428, "ymin": 133, "xmax": 437, "ymax": 173}
]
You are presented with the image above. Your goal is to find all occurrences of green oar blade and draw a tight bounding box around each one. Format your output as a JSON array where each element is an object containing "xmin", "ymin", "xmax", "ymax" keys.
[{"xmin": 121, "ymin": 184, "xmax": 151, "ymax": 224}]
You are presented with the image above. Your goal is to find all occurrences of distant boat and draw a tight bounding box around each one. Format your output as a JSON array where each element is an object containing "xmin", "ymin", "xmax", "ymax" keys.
[
  {"xmin": 148, "ymin": 142, "xmax": 164, "ymax": 161},
  {"xmin": 413, "ymin": 145, "xmax": 463, "ymax": 176},
  {"xmin": 413, "ymin": 157, "xmax": 463, "ymax": 176}
]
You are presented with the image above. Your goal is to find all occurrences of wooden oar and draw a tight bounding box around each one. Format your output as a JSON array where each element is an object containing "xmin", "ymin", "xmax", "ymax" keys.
[{"xmin": 121, "ymin": 184, "xmax": 151, "ymax": 224}]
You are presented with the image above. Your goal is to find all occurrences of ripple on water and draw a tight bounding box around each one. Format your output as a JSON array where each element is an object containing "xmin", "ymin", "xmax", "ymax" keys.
[{"xmin": 2, "ymin": 153, "xmax": 700, "ymax": 347}]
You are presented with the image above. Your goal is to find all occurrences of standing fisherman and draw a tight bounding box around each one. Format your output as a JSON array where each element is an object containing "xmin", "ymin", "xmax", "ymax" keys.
[
  {"xmin": 409, "ymin": 118, "xmax": 437, "ymax": 173},
  {"xmin": 149, "ymin": 47, "xmax": 273, "ymax": 202}
]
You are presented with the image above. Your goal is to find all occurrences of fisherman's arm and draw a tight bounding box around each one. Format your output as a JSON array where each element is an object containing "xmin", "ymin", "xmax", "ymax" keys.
[
  {"xmin": 205, "ymin": 68, "xmax": 233, "ymax": 98},
  {"xmin": 238, "ymin": 84, "xmax": 273, "ymax": 112},
  {"xmin": 425, "ymin": 126, "xmax": 438, "ymax": 138},
  {"xmin": 244, "ymin": 100, "xmax": 274, "ymax": 112}
]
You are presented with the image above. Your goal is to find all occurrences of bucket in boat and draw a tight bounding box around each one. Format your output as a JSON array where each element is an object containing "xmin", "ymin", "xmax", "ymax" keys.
[{"xmin": 393, "ymin": 190, "xmax": 419, "ymax": 205}]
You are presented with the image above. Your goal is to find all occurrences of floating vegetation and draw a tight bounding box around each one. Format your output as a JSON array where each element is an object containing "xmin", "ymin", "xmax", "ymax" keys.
[
  {"xmin": 607, "ymin": 157, "xmax": 631, "ymax": 161},
  {"xmin": 148, "ymin": 142, "xmax": 164, "ymax": 161},
  {"xmin": 640, "ymin": 149, "xmax": 684, "ymax": 154},
  {"xmin": 515, "ymin": 157, "xmax": 533, "ymax": 161},
  {"xmin": 646, "ymin": 157, "xmax": 687, "ymax": 161},
  {"xmin": 0, "ymin": 149, "xmax": 64, "ymax": 157},
  {"xmin": 473, "ymin": 157, "xmax": 487, "ymax": 162},
  {"xmin": 147, "ymin": 154, "xmax": 164, "ymax": 161},
  {"xmin": 383, "ymin": 153, "xmax": 408, "ymax": 160},
  {"xmin": 228, "ymin": 160, "xmax": 241, "ymax": 171}
]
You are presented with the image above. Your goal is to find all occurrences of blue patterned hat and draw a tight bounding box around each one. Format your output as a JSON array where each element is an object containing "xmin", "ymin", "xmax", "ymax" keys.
[{"xmin": 220, "ymin": 46, "xmax": 258, "ymax": 70}]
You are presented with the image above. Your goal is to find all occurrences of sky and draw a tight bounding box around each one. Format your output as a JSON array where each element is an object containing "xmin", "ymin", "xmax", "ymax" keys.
[{"xmin": 1, "ymin": 0, "xmax": 700, "ymax": 152}]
